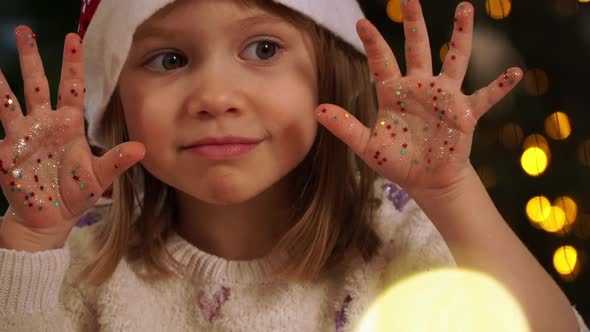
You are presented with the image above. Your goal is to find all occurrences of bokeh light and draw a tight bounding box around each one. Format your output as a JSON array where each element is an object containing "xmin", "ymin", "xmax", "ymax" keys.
[
  {"xmin": 553, "ymin": 245, "xmax": 578, "ymax": 278},
  {"xmin": 477, "ymin": 166, "xmax": 497, "ymax": 189},
  {"xmin": 386, "ymin": 0, "xmax": 403, "ymax": 23},
  {"xmin": 577, "ymin": 139, "xmax": 590, "ymax": 167},
  {"xmin": 356, "ymin": 269, "xmax": 529, "ymax": 332},
  {"xmin": 521, "ymin": 147, "xmax": 548, "ymax": 177},
  {"xmin": 499, "ymin": 122, "xmax": 524, "ymax": 149},
  {"xmin": 523, "ymin": 68, "xmax": 549, "ymax": 96},
  {"xmin": 523, "ymin": 134, "xmax": 550, "ymax": 153},
  {"xmin": 555, "ymin": 0, "xmax": 580, "ymax": 16},
  {"xmin": 485, "ymin": 0, "xmax": 512, "ymax": 19},
  {"xmin": 553, "ymin": 196, "xmax": 578, "ymax": 228},
  {"xmin": 539, "ymin": 206, "xmax": 566, "ymax": 233},
  {"xmin": 544, "ymin": 112, "xmax": 572, "ymax": 140},
  {"xmin": 526, "ymin": 196, "xmax": 552, "ymax": 227}
]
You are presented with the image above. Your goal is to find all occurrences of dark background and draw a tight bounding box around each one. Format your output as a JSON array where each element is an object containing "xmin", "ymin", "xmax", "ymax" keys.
[{"xmin": 1, "ymin": 0, "xmax": 589, "ymax": 325}]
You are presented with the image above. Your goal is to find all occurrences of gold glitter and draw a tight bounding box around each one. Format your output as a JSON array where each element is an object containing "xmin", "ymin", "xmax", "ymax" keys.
[
  {"xmin": 344, "ymin": 113, "xmax": 350, "ymax": 118},
  {"xmin": 380, "ymin": 121, "xmax": 386, "ymax": 126}
]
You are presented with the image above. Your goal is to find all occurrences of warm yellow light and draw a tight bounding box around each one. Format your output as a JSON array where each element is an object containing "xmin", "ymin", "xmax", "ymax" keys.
[
  {"xmin": 525, "ymin": 196, "xmax": 552, "ymax": 225},
  {"xmin": 499, "ymin": 122, "xmax": 524, "ymax": 149},
  {"xmin": 553, "ymin": 246, "xmax": 578, "ymax": 275},
  {"xmin": 356, "ymin": 268, "xmax": 529, "ymax": 332},
  {"xmin": 523, "ymin": 68, "xmax": 549, "ymax": 96},
  {"xmin": 545, "ymin": 112, "xmax": 572, "ymax": 140},
  {"xmin": 580, "ymin": 0, "xmax": 590, "ymax": 3},
  {"xmin": 522, "ymin": 134, "xmax": 551, "ymax": 157},
  {"xmin": 521, "ymin": 147, "xmax": 548, "ymax": 176},
  {"xmin": 486, "ymin": 0, "xmax": 512, "ymax": 19},
  {"xmin": 477, "ymin": 166, "xmax": 497, "ymax": 189},
  {"xmin": 553, "ymin": 196, "xmax": 578, "ymax": 226},
  {"xmin": 577, "ymin": 139, "xmax": 590, "ymax": 167},
  {"xmin": 386, "ymin": 0, "xmax": 403, "ymax": 23},
  {"xmin": 540, "ymin": 206, "xmax": 566, "ymax": 233},
  {"xmin": 555, "ymin": 0, "xmax": 579, "ymax": 16}
]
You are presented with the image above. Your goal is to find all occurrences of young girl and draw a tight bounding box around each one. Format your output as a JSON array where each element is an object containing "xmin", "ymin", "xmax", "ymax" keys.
[{"xmin": 0, "ymin": 0, "xmax": 587, "ymax": 330}]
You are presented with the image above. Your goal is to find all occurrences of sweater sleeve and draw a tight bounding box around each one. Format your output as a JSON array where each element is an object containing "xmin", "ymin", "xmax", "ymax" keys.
[{"xmin": 0, "ymin": 206, "xmax": 107, "ymax": 332}]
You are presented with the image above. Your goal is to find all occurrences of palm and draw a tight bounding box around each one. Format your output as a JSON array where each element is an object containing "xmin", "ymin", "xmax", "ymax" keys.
[
  {"xmin": 1, "ymin": 107, "xmax": 95, "ymax": 227},
  {"xmin": 0, "ymin": 26, "xmax": 143, "ymax": 231},
  {"xmin": 316, "ymin": 1, "xmax": 521, "ymax": 192}
]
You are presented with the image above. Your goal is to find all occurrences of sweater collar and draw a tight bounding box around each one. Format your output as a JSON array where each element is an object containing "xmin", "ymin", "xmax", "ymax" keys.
[{"xmin": 165, "ymin": 231, "xmax": 285, "ymax": 284}]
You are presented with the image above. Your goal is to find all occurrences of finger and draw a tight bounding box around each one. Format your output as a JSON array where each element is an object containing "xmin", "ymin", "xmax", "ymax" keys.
[
  {"xmin": 441, "ymin": 2, "xmax": 474, "ymax": 85},
  {"xmin": 314, "ymin": 104, "xmax": 371, "ymax": 158},
  {"xmin": 0, "ymin": 69, "xmax": 25, "ymax": 135},
  {"xmin": 401, "ymin": 0, "xmax": 433, "ymax": 76},
  {"xmin": 357, "ymin": 19, "xmax": 402, "ymax": 82},
  {"xmin": 93, "ymin": 142, "xmax": 146, "ymax": 192},
  {"xmin": 470, "ymin": 68, "xmax": 523, "ymax": 120},
  {"xmin": 57, "ymin": 33, "xmax": 85, "ymax": 110},
  {"xmin": 14, "ymin": 26, "xmax": 51, "ymax": 115}
]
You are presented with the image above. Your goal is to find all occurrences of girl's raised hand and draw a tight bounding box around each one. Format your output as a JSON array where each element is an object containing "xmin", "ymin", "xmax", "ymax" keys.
[
  {"xmin": 0, "ymin": 26, "xmax": 144, "ymax": 244},
  {"xmin": 316, "ymin": 1, "xmax": 522, "ymax": 193}
]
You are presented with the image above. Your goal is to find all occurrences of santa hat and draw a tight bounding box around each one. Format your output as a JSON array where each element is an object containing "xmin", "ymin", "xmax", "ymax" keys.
[{"xmin": 79, "ymin": 0, "xmax": 367, "ymax": 148}]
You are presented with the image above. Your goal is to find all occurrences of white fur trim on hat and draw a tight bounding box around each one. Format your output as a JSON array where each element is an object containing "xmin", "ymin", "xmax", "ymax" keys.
[{"xmin": 83, "ymin": 0, "xmax": 366, "ymax": 148}]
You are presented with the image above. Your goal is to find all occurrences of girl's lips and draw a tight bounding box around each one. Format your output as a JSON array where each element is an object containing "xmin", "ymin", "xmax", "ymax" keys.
[{"xmin": 185, "ymin": 142, "xmax": 260, "ymax": 160}]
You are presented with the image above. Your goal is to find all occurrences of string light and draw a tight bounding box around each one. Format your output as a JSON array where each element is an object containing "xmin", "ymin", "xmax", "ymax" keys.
[
  {"xmin": 553, "ymin": 246, "xmax": 579, "ymax": 281},
  {"xmin": 499, "ymin": 122, "xmax": 524, "ymax": 149},
  {"xmin": 386, "ymin": 0, "xmax": 403, "ymax": 23},
  {"xmin": 485, "ymin": 0, "xmax": 512, "ymax": 19},
  {"xmin": 521, "ymin": 147, "xmax": 548, "ymax": 177},
  {"xmin": 523, "ymin": 68, "xmax": 549, "ymax": 96},
  {"xmin": 544, "ymin": 112, "xmax": 572, "ymax": 140}
]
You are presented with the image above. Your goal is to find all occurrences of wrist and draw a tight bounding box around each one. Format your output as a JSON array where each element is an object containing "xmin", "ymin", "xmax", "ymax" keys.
[
  {"xmin": 0, "ymin": 208, "xmax": 68, "ymax": 252},
  {"xmin": 409, "ymin": 164, "xmax": 479, "ymax": 207}
]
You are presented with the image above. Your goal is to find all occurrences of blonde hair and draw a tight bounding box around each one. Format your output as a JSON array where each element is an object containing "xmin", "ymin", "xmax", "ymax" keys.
[{"xmin": 80, "ymin": 0, "xmax": 382, "ymax": 285}]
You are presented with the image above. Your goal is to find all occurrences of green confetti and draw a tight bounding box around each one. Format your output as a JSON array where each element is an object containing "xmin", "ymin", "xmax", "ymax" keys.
[
  {"xmin": 80, "ymin": 183, "xmax": 86, "ymax": 189},
  {"xmin": 401, "ymin": 148, "xmax": 407, "ymax": 155},
  {"xmin": 54, "ymin": 202, "xmax": 60, "ymax": 207}
]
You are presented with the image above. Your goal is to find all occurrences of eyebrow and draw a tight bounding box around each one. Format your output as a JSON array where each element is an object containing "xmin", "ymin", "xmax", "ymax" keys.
[{"xmin": 133, "ymin": 14, "xmax": 287, "ymax": 42}]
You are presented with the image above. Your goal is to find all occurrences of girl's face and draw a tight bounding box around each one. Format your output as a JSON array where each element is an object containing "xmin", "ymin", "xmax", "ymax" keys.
[{"xmin": 118, "ymin": 0, "xmax": 319, "ymax": 205}]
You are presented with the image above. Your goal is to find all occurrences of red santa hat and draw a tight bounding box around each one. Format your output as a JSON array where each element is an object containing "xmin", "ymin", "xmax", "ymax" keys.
[{"xmin": 79, "ymin": 0, "xmax": 367, "ymax": 148}]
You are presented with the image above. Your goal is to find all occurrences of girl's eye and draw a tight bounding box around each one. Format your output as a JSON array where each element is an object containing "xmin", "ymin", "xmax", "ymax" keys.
[
  {"xmin": 145, "ymin": 52, "xmax": 188, "ymax": 71},
  {"xmin": 241, "ymin": 40, "xmax": 281, "ymax": 61}
]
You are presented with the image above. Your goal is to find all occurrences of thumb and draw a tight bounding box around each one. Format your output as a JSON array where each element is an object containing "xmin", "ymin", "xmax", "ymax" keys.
[
  {"xmin": 314, "ymin": 104, "xmax": 371, "ymax": 157},
  {"xmin": 92, "ymin": 141, "xmax": 146, "ymax": 191}
]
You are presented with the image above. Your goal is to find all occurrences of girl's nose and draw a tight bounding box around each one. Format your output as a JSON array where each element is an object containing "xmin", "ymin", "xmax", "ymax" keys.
[{"xmin": 184, "ymin": 62, "xmax": 246, "ymax": 118}]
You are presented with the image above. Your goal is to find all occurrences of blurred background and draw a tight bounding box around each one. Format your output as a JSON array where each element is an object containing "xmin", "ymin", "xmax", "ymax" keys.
[{"xmin": 1, "ymin": 0, "xmax": 589, "ymax": 325}]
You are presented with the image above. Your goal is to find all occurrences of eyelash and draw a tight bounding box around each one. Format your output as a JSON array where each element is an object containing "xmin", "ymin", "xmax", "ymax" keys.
[{"xmin": 142, "ymin": 39, "xmax": 285, "ymax": 71}]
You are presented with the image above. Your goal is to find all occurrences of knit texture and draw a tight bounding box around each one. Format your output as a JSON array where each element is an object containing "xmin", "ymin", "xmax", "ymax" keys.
[{"xmin": 1, "ymin": 180, "xmax": 588, "ymax": 332}]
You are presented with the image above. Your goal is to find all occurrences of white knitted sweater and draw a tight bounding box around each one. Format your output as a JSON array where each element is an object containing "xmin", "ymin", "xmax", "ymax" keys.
[{"xmin": 1, "ymin": 181, "xmax": 588, "ymax": 332}]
